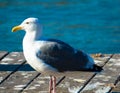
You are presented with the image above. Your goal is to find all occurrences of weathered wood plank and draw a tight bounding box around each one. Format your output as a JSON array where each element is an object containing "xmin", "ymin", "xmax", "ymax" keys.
[
  {"xmin": 81, "ymin": 54, "xmax": 120, "ymax": 93},
  {"xmin": 111, "ymin": 54, "xmax": 120, "ymax": 92},
  {"xmin": 111, "ymin": 75, "xmax": 120, "ymax": 92},
  {"xmin": 56, "ymin": 72, "xmax": 94, "ymax": 93},
  {"xmin": 22, "ymin": 74, "xmax": 53, "ymax": 93},
  {"xmin": 0, "ymin": 52, "xmax": 25, "ymax": 84},
  {"xmin": 0, "ymin": 71, "xmax": 40, "ymax": 93},
  {"xmin": 20, "ymin": 54, "xmax": 112, "ymax": 93},
  {"xmin": 18, "ymin": 73, "xmax": 41, "ymax": 93},
  {"xmin": 23, "ymin": 74, "xmax": 67, "ymax": 93}
]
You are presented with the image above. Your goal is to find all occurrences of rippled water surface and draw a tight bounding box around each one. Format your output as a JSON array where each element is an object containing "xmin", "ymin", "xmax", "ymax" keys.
[{"xmin": 0, "ymin": 0, "xmax": 120, "ymax": 53}]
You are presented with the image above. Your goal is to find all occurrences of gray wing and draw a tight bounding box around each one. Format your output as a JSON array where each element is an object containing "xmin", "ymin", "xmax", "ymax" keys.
[
  {"xmin": 36, "ymin": 39, "xmax": 91, "ymax": 72},
  {"xmin": 39, "ymin": 39, "xmax": 75, "ymax": 58}
]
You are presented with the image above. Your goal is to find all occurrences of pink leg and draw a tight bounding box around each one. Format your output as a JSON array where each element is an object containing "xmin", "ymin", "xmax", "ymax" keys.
[
  {"xmin": 52, "ymin": 76, "xmax": 56, "ymax": 93},
  {"xmin": 49, "ymin": 76, "xmax": 53, "ymax": 93}
]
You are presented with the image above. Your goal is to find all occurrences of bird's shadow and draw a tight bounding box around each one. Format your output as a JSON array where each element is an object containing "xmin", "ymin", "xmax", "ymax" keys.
[
  {"xmin": 0, "ymin": 64, "xmax": 102, "ymax": 72},
  {"xmin": 0, "ymin": 64, "xmax": 35, "ymax": 71}
]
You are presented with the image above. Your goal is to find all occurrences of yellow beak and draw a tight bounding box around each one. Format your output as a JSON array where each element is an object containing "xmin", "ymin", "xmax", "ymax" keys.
[{"xmin": 12, "ymin": 25, "xmax": 22, "ymax": 32}]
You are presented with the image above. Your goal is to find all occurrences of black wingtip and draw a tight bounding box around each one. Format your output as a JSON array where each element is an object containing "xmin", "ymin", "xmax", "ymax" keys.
[{"xmin": 93, "ymin": 64, "xmax": 103, "ymax": 72}]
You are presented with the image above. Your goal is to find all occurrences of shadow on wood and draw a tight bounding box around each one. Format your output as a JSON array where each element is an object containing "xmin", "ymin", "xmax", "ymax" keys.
[
  {"xmin": 0, "ymin": 64, "xmax": 35, "ymax": 71},
  {"xmin": 0, "ymin": 64, "xmax": 102, "ymax": 72}
]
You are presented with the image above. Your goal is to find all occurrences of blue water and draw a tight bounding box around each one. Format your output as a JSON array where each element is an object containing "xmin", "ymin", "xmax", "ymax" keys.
[{"xmin": 0, "ymin": 0, "xmax": 120, "ymax": 53}]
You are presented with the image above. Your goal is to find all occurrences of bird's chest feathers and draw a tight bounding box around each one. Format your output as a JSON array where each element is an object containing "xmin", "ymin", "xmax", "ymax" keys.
[
  {"xmin": 23, "ymin": 40, "xmax": 58, "ymax": 73},
  {"xmin": 23, "ymin": 41, "xmax": 37, "ymax": 61},
  {"xmin": 23, "ymin": 40, "xmax": 45, "ymax": 70},
  {"xmin": 22, "ymin": 37, "xmax": 46, "ymax": 62}
]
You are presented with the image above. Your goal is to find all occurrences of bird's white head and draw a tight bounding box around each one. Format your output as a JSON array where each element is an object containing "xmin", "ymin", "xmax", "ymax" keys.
[{"xmin": 12, "ymin": 17, "xmax": 42, "ymax": 33}]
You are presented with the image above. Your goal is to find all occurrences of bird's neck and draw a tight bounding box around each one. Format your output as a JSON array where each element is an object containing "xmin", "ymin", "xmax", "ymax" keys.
[
  {"xmin": 25, "ymin": 31, "xmax": 42, "ymax": 41},
  {"xmin": 23, "ymin": 31, "xmax": 42, "ymax": 56}
]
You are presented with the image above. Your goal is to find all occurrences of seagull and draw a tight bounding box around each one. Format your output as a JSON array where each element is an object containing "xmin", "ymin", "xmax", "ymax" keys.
[{"xmin": 12, "ymin": 17, "xmax": 102, "ymax": 93}]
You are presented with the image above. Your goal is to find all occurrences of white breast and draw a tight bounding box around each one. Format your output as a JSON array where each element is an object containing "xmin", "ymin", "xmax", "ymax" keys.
[{"xmin": 23, "ymin": 38, "xmax": 58, "ymax": 74}]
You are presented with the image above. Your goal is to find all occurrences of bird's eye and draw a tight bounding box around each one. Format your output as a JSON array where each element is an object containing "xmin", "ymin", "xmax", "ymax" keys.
[{"xmin": 26, "ymin": 22, "xmax": 29, "ymax": 24}]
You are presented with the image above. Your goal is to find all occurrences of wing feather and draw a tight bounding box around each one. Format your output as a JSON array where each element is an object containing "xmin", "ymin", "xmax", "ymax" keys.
[{"xmin": 36, "ymin": 39, "xmax": 92, "ymax": 71}]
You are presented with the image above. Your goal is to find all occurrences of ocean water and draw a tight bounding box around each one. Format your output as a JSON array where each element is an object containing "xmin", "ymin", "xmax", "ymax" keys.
[{"xmin": 0, "ymin": 0, "xmax": 120, "ymax": 53}]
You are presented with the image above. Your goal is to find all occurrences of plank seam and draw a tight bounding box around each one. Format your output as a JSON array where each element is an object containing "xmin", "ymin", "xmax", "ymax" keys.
[
  {"xmin": 18, "ymin": 73, "xmax": 41, "ymax": 93},
  {"xmin": 101, "ymin": 54, "xmax": 114, "ymax": 67},
  {"xmin": 0, "ymin": 52, "xmax": 9, "ymax": 61},
  {"xmin": 56, "ymin": 76, "xmax": 66, "ymax": 87},
  {"xmin": 108, "ymin": 72, "xmax": 120, "ymax": 92}
]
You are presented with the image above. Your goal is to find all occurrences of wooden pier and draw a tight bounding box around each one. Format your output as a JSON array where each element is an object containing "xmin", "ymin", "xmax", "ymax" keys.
[{"xmin": 0, "ymin": 51, "xmax": 120, "ymax": 93}]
